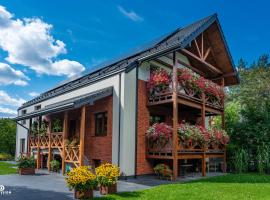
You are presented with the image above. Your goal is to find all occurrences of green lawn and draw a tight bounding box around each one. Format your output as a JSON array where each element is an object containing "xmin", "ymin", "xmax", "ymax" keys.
[
  {"xmin": 0, "ymin": 161, "xmax": 17, "ymax": 175},
  {"xmin": 96, "ymin": 174, "xmax": 270, "ymax": 200}
]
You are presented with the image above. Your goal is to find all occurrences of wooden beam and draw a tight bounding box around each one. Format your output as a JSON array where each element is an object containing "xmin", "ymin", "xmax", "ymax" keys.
[
  {"xmin": 79, "ymin": 106, "xmax": 86, "ymax": 166},
  {"xmin": 172, "ymin": 52, "xmax": 179, "ymax": 181},
  {"xmin": 37, "ymin": 134, "xmax": 40, "ymax": 169},
  {"xmin": 28, "ymin": 118, "xmax": 32, "ymax": 157},
  {"xmin": 181, "ymin": 49, "xmax": 223, "ymax": 74},
  {"xmin": 47, "ymin": 117, "xmax": 52, "ymax": 172},
  {"xmin": 201, "ymin": 33, "xmax": 204, "ymax": 59},
  {"xmin": 203, "ymin": 48, "xmax": 211, "ymax": 61},
  {"xmin": 194, "ymin": 39, "xmax": 202, "ymax": 58},
  {"xmin": 157, "ymin": 55, "xmax": 206, "ymax": 76},
  {"xmin": 62, "ymin": 112, "xmax": 68, "ymax": 174}
]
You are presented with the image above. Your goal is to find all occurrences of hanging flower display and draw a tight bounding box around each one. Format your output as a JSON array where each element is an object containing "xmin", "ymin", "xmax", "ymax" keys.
[
  {"xmin": 147, "ymin": 68, "xmax": 171, "ymax": 94},
  {"xmin": 147, "ymin": 123, "xmax": 172, "ymax": 147}
]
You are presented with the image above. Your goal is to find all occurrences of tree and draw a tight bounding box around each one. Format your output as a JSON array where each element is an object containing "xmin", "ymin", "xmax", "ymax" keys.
[
  {"xmin": 225, "ymin": 55, "xmax": 270, "ymax": 172},
  {"xmin": 0, "ymin": 118, "xmax": 16, "ymax": 155}
]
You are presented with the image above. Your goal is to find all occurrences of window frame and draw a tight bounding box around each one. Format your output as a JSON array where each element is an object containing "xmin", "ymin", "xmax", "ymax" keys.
[
  {"xmin": 94, "ymin": 112, "xmax": 108, "ymax": 136},
  {"xmin": 20, "ymin": 138, "xmax": 25, "ymax": 153}
]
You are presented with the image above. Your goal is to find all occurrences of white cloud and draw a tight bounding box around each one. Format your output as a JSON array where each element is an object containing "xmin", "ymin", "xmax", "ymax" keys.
[
  {"xmin": 0, "ymin": 62, "xmax": 29, "ymax": 86},
  {"xmin": 0, "ymin": 5, "xmax": 85, "ymax": 77},
  {"xmin": 28, "ymin": 91, "xmax": 39, "ymax": 97},
  {"xmin": 0, "ymin": 90, "xmax": 25, "ymax": 107},
  {"xmin": 117, "ymin": 6, "xmax": 143, "ymax": 22},
  {"xmin": 0, "ymin": 106, "xmax": 16, "ymax": 115}
]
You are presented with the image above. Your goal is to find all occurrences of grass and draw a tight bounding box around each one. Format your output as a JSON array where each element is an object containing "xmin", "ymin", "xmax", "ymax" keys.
[
  {"xmin": 0, "ymin": 161, "xmax": 17, "ymax": 175},
  {"xmin": 96, "ymin": 174, "xmax": 270, "ymax": 200}
]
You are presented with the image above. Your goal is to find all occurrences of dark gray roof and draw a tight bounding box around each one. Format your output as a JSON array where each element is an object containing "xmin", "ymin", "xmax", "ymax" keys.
[
  {"xmin": 16, "ymin": 87, "xmax": 113, "ymax": 120},
  {"xmin": 19, "ymin": 13, "xmax": 234, "ymax": 110}
]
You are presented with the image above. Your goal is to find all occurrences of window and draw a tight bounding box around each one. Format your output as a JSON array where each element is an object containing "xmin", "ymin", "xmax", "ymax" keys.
[
  {"xmin": 21, "ymin": 109, "xmax": 27, "ymax": 125},
  {"xmin": 95, "ymin": 112, "xmax": 107, "ymax": 136},
  {"xmin": 150, "ymin": 114, "xmax": 165, "ymax": 125},
  {"xmin": 20, "ymin": 138, "xmax": 25, "ymax": 153},
  {"xmin": 34, "ymin": 105, "xmax": 41, "ymax": 110}
]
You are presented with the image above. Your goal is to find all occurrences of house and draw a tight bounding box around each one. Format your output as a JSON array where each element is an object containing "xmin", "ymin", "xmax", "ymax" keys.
[{"xmin": 15, "ymin": 14, "xmax": 239, "ymax": 180}]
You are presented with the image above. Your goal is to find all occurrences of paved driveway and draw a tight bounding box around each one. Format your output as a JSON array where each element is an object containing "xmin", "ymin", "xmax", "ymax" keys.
[{"xmin": 0, "ymin": 170, "xmax": 150, "ymax": 200}]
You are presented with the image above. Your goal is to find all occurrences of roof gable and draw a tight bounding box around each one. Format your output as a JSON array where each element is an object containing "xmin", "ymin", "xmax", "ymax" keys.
[{"xmin": 20, "ymin": 14, "xmax": 236, "ymax": 109}]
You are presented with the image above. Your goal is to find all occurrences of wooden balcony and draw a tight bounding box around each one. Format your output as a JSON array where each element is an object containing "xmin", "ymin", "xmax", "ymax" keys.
[
  {"xmin": 146, "ymin": 139, "xmax": 226, "ymax": 160},
  {"xmin": 29, "ymin": 132, "xmax": 63, "ymax": 150},
  {"xmin": 148, "ymin": 85, "xmax": 224, "ymax": 113}
]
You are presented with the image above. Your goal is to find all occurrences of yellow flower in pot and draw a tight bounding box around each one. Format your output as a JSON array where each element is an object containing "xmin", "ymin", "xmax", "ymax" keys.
[
  {"xmin": 66, "ymin": 166, "xmax": 97, "ymax": 199},
  {"xmin": 95, "ymin": 163, "xmax": 120, "ymax": 195}
]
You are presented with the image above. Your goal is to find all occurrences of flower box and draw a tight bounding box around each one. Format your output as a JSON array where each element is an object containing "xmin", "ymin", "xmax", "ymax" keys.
[
  {"xmin": 99, "ymin": 184, "xmax": 117, "ymax": 195},
  {"xmin": 18, "ymin": 168, "xmax": 35, "ymax": 175},
  {"xmin": 74, "ymin": 189, "xmax": 93, "ymax": 199}
]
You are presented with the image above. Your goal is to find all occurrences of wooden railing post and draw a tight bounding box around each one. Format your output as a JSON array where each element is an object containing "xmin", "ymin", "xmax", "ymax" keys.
[
  {"xmin": 62, "ymin": 112, "xmax": 68, "ymax": 174},
  {"xmin": 172, "ymin": 52, "xmax": 179, "ymax": 181},
  {"xmin": 201, "ymin": 93, "xmax": 206, "ymax": 176},
  {"xmin": 27, "ymin": 118, "xmax": 32, "ymax": 158},
  {"xmin": 79, "ymin": 106, "xmax": 86, "ymax": 166},
  {"xmin": 37, "ymin": 133, "xmax": 40, "ymax": 169}
]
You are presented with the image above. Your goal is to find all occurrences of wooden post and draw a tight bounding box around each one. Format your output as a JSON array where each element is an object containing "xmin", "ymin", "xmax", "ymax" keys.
[
  {"xmin": 37, "ymin": 133, "xmax": 40, "ymax": 169},
  {"xmin": 220, "ymin": 77, "xmax": 226, "ymax": 172},
  {"xmin": 201, "ymin": 92, "xmax": 206, "ymax": 176},
  {"xmin": 172, "ymin": 52, "xmax": 179, "ymax": 181},
  {"xmin": 48, "ymin": 117, "xmax": 52, "ymax": 172},
  {"xmin": 79, "ymin": 106, "xmax": 86, "ymax": 166},
  {"xmin": 62, "ymin": 112, "xmax": 68, "ymax": 174},
  {"xmin": 28, "ymin": 118, "xmax": 32, "ymax": 157}
]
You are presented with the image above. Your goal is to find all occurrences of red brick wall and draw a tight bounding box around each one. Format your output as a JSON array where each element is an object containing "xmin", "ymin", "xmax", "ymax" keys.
[
  {"xmin": 137, "ymin": 80, "xmax": 153, "ymax": 175},
  {"xmin": 136, "ymin": 80, "xmax": 199, "ymax": 175},
  {"xmin": 84, "ymin": 96, "xmax": 113, "ymax": 165}
]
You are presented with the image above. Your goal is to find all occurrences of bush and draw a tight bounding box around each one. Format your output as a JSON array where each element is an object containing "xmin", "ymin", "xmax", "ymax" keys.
[
  {"xmin": 50, "ymin": 160, "xmax": 60, "ymax": 172},
  {"xmin": 154, "ymin": 163, "xmax": 172, "ymax": 178},
  {"xmin": 17, "ymin": 156, "xmax": 35, "ymax": 168},
  {"xmin": 0, "ymin": 153, "xmax": 13, "ymax": 161},
  {"xmin": 234, "ymin": 148, "xmax": 249, "ymax": 173}
]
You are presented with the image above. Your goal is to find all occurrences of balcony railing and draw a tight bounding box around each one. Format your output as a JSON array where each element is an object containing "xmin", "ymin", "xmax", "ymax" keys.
[
  {"xmin": 29, "ymin": 132, "xmax": 63, "ymax": 149},
  {"xmin": 65, "ymin": 146, "xmax": 80, "ymax": 167},
  {"xmin": 146, "ymin": 138, "xmax": 225, "ymax": 158},
  {"xmin": 148, "ymin": 84, "xmax": 224, "ymax": 110},
  {"xmin": 148, "ymin": 68, "xmax": 224, "ymax": 110}
]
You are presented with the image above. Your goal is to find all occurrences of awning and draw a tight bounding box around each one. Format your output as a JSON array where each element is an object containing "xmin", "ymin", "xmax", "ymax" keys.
[{"xmin": 15, "ymin": 87, "xmax": 113, "ymax": 121}]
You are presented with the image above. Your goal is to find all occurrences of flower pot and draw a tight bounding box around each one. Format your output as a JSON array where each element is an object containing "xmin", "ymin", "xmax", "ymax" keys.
[
  {"xmin": 19, "ymin": 168, "xmax": 35, "ymax": 175},
  {"xmin": 99, "ymin": 184, "xmax": 117, "ymax": 195},
  {"xmin": 74, "ymin": 189, "xmax": 93, "ymax": 199}
]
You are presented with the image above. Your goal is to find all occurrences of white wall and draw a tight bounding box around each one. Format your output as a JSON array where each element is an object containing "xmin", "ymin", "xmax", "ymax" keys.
[{"xmin": 119, "ymin": 68, "xmax": 137, "ymax": 176}]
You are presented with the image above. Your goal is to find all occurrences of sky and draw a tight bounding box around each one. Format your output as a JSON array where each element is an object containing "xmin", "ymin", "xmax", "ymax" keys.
[{"xmin": 0, "ymin": 0, "xmax": 269, "ymax": 117}]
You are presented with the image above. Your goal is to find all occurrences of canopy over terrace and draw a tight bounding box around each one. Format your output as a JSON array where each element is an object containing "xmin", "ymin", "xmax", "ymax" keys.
[{"xmin": 15, "ymin": 87, "xmax": 113, "ymax": 172}]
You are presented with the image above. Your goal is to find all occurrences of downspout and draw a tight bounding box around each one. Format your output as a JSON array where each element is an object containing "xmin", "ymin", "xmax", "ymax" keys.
[
  {"xmin": 134, "ymin": 65, "xmax": 139, "ymax": 178},
  {"xmin": 117, "ymin": 73, "xmax": 122, "ymax": 167}
]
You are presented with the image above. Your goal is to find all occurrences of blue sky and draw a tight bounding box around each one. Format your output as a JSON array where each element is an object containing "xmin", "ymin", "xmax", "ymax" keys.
[{"xmin": 0, "ymin": 0, "xmax": 269, "ymax": 117}]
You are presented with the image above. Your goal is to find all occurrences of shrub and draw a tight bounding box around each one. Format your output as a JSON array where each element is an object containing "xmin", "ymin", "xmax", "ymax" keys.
[
  {"xmin": 17, "ymin": 156, "xmax": 35, "ymax": 169},
  {"xmin": 0, "ymin": 153, "xmax": 13, "ymax": 161},
  {"xmin": 50, "ymin": 160, "xmax": 60, "ymax": 172},
  {"xmin": 154, "ymin": 163, "xmax": 172, "ymax": 178},
  {"xmin": 95, "ymin": 163, "xmax": 120, "ymax": 186},
  {"xmin": 234, "ymin": 148, "xmax": 249, "ymax": 173},
  {"xmin": 66, "ymin": 166, "xmax": 97, "ymax": 192}
]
